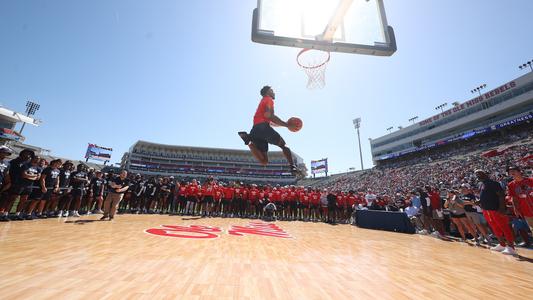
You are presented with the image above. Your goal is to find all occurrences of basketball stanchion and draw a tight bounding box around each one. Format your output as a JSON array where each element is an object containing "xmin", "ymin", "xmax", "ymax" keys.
[{"xmin": 297, "ymin": 49, "xmax": 331, "ymax": 89}]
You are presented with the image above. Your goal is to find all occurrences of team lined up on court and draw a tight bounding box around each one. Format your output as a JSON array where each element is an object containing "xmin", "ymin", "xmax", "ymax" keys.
[{"xmin": 0, "ymin": 146, "xmax": 531, "ymax": 259}]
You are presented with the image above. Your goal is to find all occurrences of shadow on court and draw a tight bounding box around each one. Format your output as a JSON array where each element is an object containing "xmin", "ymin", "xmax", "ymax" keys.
[
  {"xmin": 181, "ymin": 217, "xmax": 202, "ymax": 221},
  {"xmin": 64, "ymin": 220, "xmax": 101, "ymax": 225},
  {"xmin": 516, "ymin": 255, "xmax": 533, "ymax": 263}
]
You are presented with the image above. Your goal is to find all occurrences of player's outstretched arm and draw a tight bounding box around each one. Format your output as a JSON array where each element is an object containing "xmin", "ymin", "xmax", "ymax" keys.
[{"xmin": 265, "ymin": 106, "xmax": 288, "ymax": 127}]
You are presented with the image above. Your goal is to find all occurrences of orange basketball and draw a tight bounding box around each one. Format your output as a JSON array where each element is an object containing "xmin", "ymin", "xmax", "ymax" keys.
[{"xmin": 287, "ymin": 117, "xmax": 303, "ymax": 132}]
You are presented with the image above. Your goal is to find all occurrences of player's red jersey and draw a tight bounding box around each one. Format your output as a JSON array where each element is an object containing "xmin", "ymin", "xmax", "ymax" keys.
[
  {"xmin": 242, "ymin": 187, "xmax": 249, "ymax": 201},
  {"xmin": 214, "ymin": 187, "xmax": 223, "ymax": 201},
  {"xmin": 273, "ymin": 189, "xmax": 282, "ymax": 202},
  {"xmin": 249, "ymin": 188, "xmax": 259, "ymax": 203},
  {"xmin": 234, "ymin": 187, "xmax": 243, "ymax": 199},
  {"xmin": 223, "ymin": 187, "xmax": 234, "ymax": 200},
  {"xmin": 186, "ymin": 184, "xmax": 199, "ymax": 198},
  {"xmin": 337, "ymin": 193, "xmax": 346, "ymax": 207},
  {"xmin": 281, "ymin": 190, "xmax": 288, "ymax": 202},
  {"xmin": 253, "ymin": 96, "xmax": 274, "ymax": 125},
  {"xmin": 178, "ymin": 185, "xmax": 187, "ymax": 196},
  {"xmin": 297, "ymin": 191, "xmax": 306, "ymax": 201},
  {"xmin": 508, "ymin": 178, "xmax": 533, "ymax": 217},
  {"xmin": 267, "ymin": 190, "xmax": 274, "ymax": 201},
  {"xmin": 202, "ymin": 183, "xmax": 216, "ymax": 197},
  {"xmin": 301, "ymin": 192, "xmax": 310, "ymax": 205},
  {"xmin": 289, "ymin": 190, "xmax": 298, "ymax": 202},
  {"xmin": 310, "ymin": 192, "xmax": 320, "ymax": 205},
  {"xmin": 346, "ymin": 195, "xmax": 357, "ymax": 207}
]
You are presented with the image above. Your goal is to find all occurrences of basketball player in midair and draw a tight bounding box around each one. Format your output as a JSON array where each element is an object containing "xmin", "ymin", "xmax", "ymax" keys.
[{"xmin": 238, "ymin": 86, "xmax": 300, "ymax": 175}]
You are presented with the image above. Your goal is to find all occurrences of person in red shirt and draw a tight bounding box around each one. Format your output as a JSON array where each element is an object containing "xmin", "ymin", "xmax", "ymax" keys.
[
  {"xmin": 176, "ymin": 181, "xmax": 188, "ymax": 215},
  {"xmin": 248, "ymin": 184, "xmax": 259, "ymax": 217},
  {"xmin": 238, "ymin": 86, "xmax": 301, "ymax": 177},
  {"xmin": 288, "ymin": 186, "xmax": 298, "ymax": 220},
  {"xmin": 222, "ymin": 183, "xmax": 235, "ymax": 218},
  {"xmin": 280, "ymin": 187, "xmax": 289, "ymax": 220},
  {"xmin": 310, "ymin": 189, "xmax": 321, "ymax": 221},
  {"xmin": 185, "ymin": 180, "xmax": 199, "ymax": 216},
  {"xmin": 255, "ymin": 186, "xmax": 268, "ymax": 219},
  {"xmin": 301, "ymin": 188, "xmax": 312, "ymax": 221},
  {"xmin": 507, "ymin": 166, "xmax": 533, "ymax": 232},
  {"xmin": 213, "ymin": 183, "xmax": 223, "ymax": 217},
  {"xmin": 427, "ymin": 186, "xmax": 446, "ymax": 236},
  {"xmin": 234, "ymin": 183, "xmax": 244, "ymax": 217},
  {"xmin": 200, "ymin": 177, "xmax": 216, "ymax": 217},
  {"xmin": 336, "ymin": 191, "xmax": 346, "ymax": 223}
]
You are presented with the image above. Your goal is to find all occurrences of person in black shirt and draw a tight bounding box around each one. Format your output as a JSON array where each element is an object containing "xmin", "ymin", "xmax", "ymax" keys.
[
  {"xmin": 460, "ymin": 184, "xmax": 492, "ymax": 245},
  {"xmin": 87, "ymin": 170, "xmax": 106, "ymax": 214},
  {"xmin": 158, "ymin": 177, "xmax": 171, "ymax": 214},
  {"xmin": 69, "ymin": 164, "xmax": 89, "ymax": 217},
  {"xmin": 168, "ymin": 176, "xmax": 177, "ymax": 214},
  {"xmin": 128, "ymin": 174, "xmax": 143, "ymax": 214},
  {"xmin": 0, "ymin": 146, "xmax": 12, "ymax": 191},
  {"xmin": 101, "ymin": 170, "xmax": 130, "ymax": 221},
  {"xmin": 144, "ymin": 178, "xmax": 157, "ymax": 214},
  {"xmin": 0, "ymin": 149, "xmax": 35, "ymax": 221},
  {"xmin": 476, "ymin": 170, "xmax": 517, "ymax": 255},
  {"xmin": 326, "ymin": 191, "xmax": 337, "ymax": 224},
  {"xmin": 56, "ymin": 161, "xmax": 74, "ymax": 217},
  {"xmin": 14, "ymin": 156, "xmax": 42, "ymax": 220},
  {"xmin": 26, "ymin": 159, "xmax": 61, "ymax": 219},
  {"xmin": 0, "ymin": 146, "xmax": 13, "ymax": 221},
  {"xmin": 418, "ymin": 187, "xmax": 435, "ymax": 235}
]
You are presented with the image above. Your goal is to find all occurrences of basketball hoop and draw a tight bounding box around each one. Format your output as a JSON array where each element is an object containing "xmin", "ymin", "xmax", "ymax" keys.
[{"xmin": 297, "ymin": 48, "xmax": 331, "ymax": 89}]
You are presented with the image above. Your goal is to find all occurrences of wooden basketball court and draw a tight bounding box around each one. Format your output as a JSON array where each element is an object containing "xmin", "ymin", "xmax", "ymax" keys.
[{"xmin": 1, "ymin": 215, "xmax": 532, "ymax": 299}]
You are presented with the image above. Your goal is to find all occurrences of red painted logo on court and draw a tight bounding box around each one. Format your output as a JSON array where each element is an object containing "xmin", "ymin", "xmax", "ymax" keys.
[
  {"xmin": 228, "ymin": 221, "xmax": 291, "ymax": 238},
  {"xmin": 145, "ymin": 225, "xmax": 222, "ymax": 239},
  {"xmin": 145, "ymin": 222, "xmax": 291, "ymax": 239}
]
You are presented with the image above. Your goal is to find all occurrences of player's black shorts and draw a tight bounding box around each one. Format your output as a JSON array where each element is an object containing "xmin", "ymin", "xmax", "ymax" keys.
[
  {"xmin": 8, "ymin": 184, "xmax": 26, "ymax": 196},
  {"xmin": 71, "ymin": 188, "xmax": 86, "ymax": 198},
  {"xmin": 29, "ymin": 188, "xmax": 47, "ymax": 200},
  {"xmin": 249, "ymin": 122, "xmax": 282, "ymax": 153},
  {"xmin": 203, "ymin": 196, "xmax": 214, "ymax": 204}
]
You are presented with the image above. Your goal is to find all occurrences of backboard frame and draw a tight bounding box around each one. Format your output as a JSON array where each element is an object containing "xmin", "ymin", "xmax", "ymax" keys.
[{"xmin": 251, "ymin": 0, "xmax": 397, "ymax": 56}]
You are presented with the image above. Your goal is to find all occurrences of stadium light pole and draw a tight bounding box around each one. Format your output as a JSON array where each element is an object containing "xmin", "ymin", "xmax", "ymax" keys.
[
  {"xmin": 470, "ymin": 84, "xmax": 487, "ymax": 96},
  {"xmin": 519, "ymin": 60, "xmax": 533, "ymax": 72},
  {"xmin": 435, "ymin": 102, "xmax": 448, "ymax": 113},
  {"xmin": 408, "ymin": 116, "xmax": 418, "ymax": 124},
  {"xmin": 353, "ymin": 118, "xmax": 364, "ymax": 171},
  {"xmin": 19, "ymin": 101, "xmax": 40, "ymax": 135},
  {"xmin": 386, "ymin": 126, "xmax": 393, "ymax": 133}
]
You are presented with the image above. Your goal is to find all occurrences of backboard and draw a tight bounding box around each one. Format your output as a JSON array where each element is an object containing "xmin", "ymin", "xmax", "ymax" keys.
[{"xmin": 251, "ymin": 0, "xmax": 396, "ymax": 56}]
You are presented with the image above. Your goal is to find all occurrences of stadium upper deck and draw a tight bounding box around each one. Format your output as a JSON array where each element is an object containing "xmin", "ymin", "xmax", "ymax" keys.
[
  {"xmin": 121, "ymin": 140, "xmax": 306, "ymax": 184},
  {"xmin": 370, "ymin": 71, "xmax": 533, "ymax": 163}
]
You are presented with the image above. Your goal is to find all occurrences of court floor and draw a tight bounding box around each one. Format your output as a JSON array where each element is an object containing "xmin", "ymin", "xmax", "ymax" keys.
[{"xmin": 0, "ymin": 215, "xmax": 532, "ymax": 300}]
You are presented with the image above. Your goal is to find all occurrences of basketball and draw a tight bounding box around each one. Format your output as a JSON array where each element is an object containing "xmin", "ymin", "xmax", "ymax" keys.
[{"xmin": 288, "ymin": 117, "xmax": 303, "ymax": 132}]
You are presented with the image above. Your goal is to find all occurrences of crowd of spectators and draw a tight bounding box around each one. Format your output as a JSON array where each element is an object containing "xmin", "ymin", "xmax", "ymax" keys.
[{"xmin": 311, "ymin": 131, "xmax": 532, "ymax": 256}]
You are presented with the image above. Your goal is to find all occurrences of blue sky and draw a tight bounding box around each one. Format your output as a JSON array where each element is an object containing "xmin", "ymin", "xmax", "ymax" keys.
[{"xmin": 1, "ymin": 0, "xmax": 532, "ymax": 174}]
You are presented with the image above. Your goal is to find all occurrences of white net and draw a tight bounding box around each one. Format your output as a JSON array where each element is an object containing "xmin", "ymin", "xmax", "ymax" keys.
[{"xmin": 297, "ymin": 49, "xmax": 330, "ymax": 89}]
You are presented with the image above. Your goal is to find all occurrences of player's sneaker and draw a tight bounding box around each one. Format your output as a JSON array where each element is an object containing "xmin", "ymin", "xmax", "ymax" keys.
[
  {"xmin": 490, "ymin": 244, "xmax": 506, "ymax": 252},
  {"xmin": 501, "ymin": 246, "xmax": 518, "ymax": 256},
  {"xmin": 238, "ymin": 131, "xmax": 251, "ymax": 145}
]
